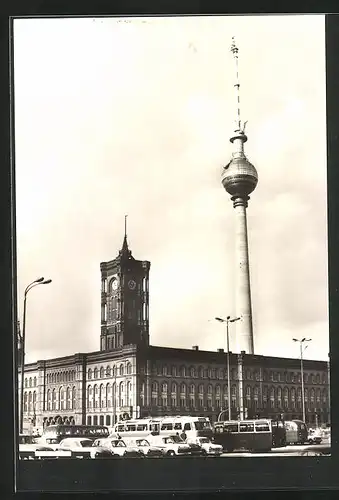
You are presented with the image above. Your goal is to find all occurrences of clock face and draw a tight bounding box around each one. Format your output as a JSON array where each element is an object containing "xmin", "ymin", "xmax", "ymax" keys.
[
  {"xmin": 128, "ymin": 279, "xmax": 136, "ymax": 290},
  {"xmin": 111, "ymin": 277, "xmax": 118, "ymax": 291}
]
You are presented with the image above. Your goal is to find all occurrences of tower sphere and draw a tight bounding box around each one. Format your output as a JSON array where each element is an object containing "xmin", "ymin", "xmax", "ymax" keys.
[{"xmin": 221, "ymin": 151, "xmax": 258, "ymax": 198}]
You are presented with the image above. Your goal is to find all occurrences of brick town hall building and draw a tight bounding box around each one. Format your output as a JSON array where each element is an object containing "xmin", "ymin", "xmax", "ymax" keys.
[{"xmin": 18, "ymin": 235, "xmax": 330, "ymax": 432}]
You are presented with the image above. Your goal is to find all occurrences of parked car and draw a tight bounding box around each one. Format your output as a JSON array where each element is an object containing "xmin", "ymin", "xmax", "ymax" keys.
[
  {"xmin": 307, "ymin": 429, "xmax": 322, "ymax": 445},
  {"xmin": 58, "ymin": 438, "xmax": 113, "ymax": 459},
  {"xmin": 93, "ymin": 438, "xmax": 144, "ymax": 458},
  {"xmin": 187, "ymin": 437, "xmax": 223, "ymax": 456},
  {"xmin": 148, "ymin": 435, "xmax": 192, "ymax": 457},
  {"xmin": 124, "ymin": 438, "xmax": 164, "ymax": 458},
  {"xmin": 19, "ymin": 433, "xmax": 56, "ymax": 460}
]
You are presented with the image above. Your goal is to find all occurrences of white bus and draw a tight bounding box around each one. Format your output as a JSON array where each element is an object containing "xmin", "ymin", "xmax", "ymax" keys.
[{"xmin": 111, "ymin": 416, "xmax": 213, "ymax": 441}]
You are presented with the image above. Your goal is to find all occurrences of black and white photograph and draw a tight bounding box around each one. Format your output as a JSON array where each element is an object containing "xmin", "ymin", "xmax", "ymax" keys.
[{"xmin": 12, "ymin": 13, "xmax": 330, "ymax": 481}]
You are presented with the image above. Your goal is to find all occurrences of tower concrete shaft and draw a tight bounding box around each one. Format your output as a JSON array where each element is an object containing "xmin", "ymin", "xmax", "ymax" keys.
[{"xmin": 233, "ymin": 196, "xmax": 254, "ymax": 354}]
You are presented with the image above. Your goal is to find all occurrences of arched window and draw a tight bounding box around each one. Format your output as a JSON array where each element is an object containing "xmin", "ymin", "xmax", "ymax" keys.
[
  {"xmin": 180, "ymin": 383, "xmax": 186, "ymax": 394},
  {"xmin": 277, "ymin": 387, "xmax": 282, "ymax": 400},
  {"xmin": 29, "ymin": 377, "xmax": 32, "ymax": 388},
  {"xmin": 253, "ymin": 386, "xmax": 259, "ymax": 398},
  {"xmin": 161, "ymin": 382, "xmax": 168, "ymax": 393},
  {"xmin": 28, "ymin": 391, "xmax": 32, "ymax": 413},
  {"xmin": 322, "ymin": 389, "xmax": 327, "ymax": 403},
  {"xmin": 127, "ymin": 362, "xmax": 132, "ymax": 375},
  {"xmin": 24, "ymin": 393, "xmax": 28, "ymax": 412},
  {"xmin": 119, "ymin": 381, "xmax": 124, "ymax": 407},
  {"xmin": 246, "ymin": 386, "xmax": 251, "ymax": 399},
  {"xmin": 190, "ymin": 366, "xmax": 195, "ymax": 378},
  {"xmin": 198, "ymin": 366, "xmax": 204, "ymax": 379},
  {"xmin": 25, "ymin": 378, "xmax": 28, "ymax": 388},
  {"xmin": 119, "ymin": 364, "xmax": 124, "ymax": 377},
  {"xmin": 72, "ymin": 386, "xmax": 76, "ymax": 410},
  {"xmin": 304, "ymin": 388, "xmax": 308, "ymax": 402},
  {"xmin": 93, "ymin": 384, "xmax": 98, "ymax": 408},
  {"xmin": 231, "ymin": 368, "xmax": 237, "ymax": 380},
  {"xmin": 106, "ymin": 415, "xmax": 111, "ymax": 426},
  {"xmin": 52, "ymin": 388, "xmax": 56, "ymax": 410},
  {"xmin": 316, "ymin": 374, "xmax": 320, "ymax": 384},
  {"xmin": 270, "ymin": 387, "xmax": 275, "ymax": 399},
  {"xmin": 112, "ymin": 365, "xmax": 116, "ymax": 377},
  {"xmin": 163, "ymin": 365, "xmax": 168, "ymax": 376},
  {"xmin": 99, "ymin": 383, "xmax": 105, "ymax": 408},
  {"xmin": 87, "ymin": 385, "xmax": 91, "ymax": 409},
  {"xmin": 190, "ymin": 384, "xmax": 195, "ymax": 394},
  {"xmin": 246, "ymin": 370, "xmax": 252, "ymax": 380},
  {"xmin": 93, "ymin": 368, "xmax": 98, "ymax": 379},
  {"xmin": 100, "ymin": 367, "xmax": 104, "ymax": 379},
  {"xmin": 127, "ymin": 381, "xmax": 132, "ymax": 406},
  {"xmin": 180, "ymin": 366, "xmax": 186, "ymax": 377},
  {"xmin": 172, "ymin": 365, "xmax": 177, "ymax": 377},
  {"xmin": 59, "ymin": 387, "xmax": 65, "ymax": 410},
  {"xmin": 171, "ymin": 383, "xmax": 177, "ymax": 394},
  {"xmin": 152, "ymin": 382, "xmax": 158, "ymax": 392},
  {"xmin": 310, "ymin": 388, "xmax": 315, "ymax": 406},
  {"xmin": 87, "ymin": 416, "xmax": 92, "ymax": 425},
  {"xmin": 88, "ymin": 368, "xmax": 92, "ymax": 380},
  {"xmin": 65, "ymin": 387, "xmax": 70, "ymax": 410},
  {"xmin": 47, "ymin": 389, "xmax": 51, "ymax": 410},
  {"xmin": 207, "ymin": 384, "xmax": 212, "ymax": 395},
  {"xmin": 33, "ymin": 376, "xmax": 37, "ymax": 387},
  {"xmin": 106, "ymin": 383, "xmax": 111, "ymax": 407},
  {"xmin": 231, "ymin": 385, "xmax": 237, "ymax": 397},
  {"xmin": 316, "ymin": 388, "xmax": 321, "ymax": 402},
  {"xmin": 106, "ymin": 366, "xmax": 111, "ymax": 377}
]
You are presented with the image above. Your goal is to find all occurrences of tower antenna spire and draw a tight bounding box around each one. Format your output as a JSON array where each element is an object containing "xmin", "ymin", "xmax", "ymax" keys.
[
  {"xmin": 230, "ymin": 37, "xmax": 247, "ymax": 135},
  {"xmin": 124, "ymin": 214, "xmax": 128, "ymax": 239}
]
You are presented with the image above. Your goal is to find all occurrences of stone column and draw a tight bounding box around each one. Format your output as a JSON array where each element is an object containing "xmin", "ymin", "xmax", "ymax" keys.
[{"xmin": 233, "ymin": 198, "xmax": 254, "ymax": 355}]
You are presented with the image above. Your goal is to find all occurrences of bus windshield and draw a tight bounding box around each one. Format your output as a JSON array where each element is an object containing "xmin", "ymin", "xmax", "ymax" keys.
[{"xmin": 194, "ymin": 421, "xmax": 212, "ymax": 431}]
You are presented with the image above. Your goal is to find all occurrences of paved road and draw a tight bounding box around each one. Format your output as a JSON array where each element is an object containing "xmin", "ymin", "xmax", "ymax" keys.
[{"xmin": 219, "ymin": 442, "xmax": 330, "ymax": 458}]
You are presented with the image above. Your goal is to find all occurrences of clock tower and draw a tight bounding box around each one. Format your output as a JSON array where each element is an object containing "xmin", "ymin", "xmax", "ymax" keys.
[{"xmin": 100, "ymin": 223, "xmax": 150, "ymax": 351}]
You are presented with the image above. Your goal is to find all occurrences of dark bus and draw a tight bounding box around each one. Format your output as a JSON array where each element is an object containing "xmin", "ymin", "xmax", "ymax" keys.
[
  {"xmin": 213, "ymin": 420, "xmax": 272, "ymax": 452},
  {"xmin": 40, "ymin": 425, "xmax": 109, "ymax": 444},
  {"xmin": 271, "ymin": 419, "xmax": 287, "ymax": 448}
]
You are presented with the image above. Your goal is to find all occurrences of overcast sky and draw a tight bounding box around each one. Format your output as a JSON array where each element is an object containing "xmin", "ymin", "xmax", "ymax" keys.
[{"xmin": 13, "ymin": 15, "xmax": 328, "ymax": 363}]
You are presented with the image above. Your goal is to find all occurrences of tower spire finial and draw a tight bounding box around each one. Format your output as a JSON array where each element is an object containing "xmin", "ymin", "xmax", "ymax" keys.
[
  {"xmin": 230, "ymin": 37, "xmax": 247, "ymax": 136},
  {"xmin": 124, "ymin": 214, "xmax": 128, "ymax": 239}
]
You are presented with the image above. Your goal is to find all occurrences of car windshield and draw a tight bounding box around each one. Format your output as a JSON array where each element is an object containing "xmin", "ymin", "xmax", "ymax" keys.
[
  {"xmin": 165, "ymin": 436, "xmax": 181, "ymax": 444},
  {"xmin": 112, "ymin": 440, "xmax": 126, "ymax": 447},
  {"xmin": 136, "ymin": 439, "xmax": 149, "ymax": 446},
  {"xmin": 194, "ymin": 421, "xmax": 211, "ymax": 431},
  {"xmin": 79, "ymin": 439, "xmax": 94, "ymax": 447}
]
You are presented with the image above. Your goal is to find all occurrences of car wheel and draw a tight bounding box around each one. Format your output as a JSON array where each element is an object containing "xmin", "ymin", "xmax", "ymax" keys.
[
  {"xmin": 167, "ymin": 450, "xmax": 176, "ymax": 457},
  {"xmin": 201, "ymin": 450, "xmax": 207, "ymax": 457}
]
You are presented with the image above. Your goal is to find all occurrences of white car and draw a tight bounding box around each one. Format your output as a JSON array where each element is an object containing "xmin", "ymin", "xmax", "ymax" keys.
[
  {"xmin": 149, "ymin": 435, "xmax": 191, "ymax": 457},
  {"xmin": 187, "ymin": 437, "xmax": 223, "ymax": 456},
  {"xmin": 124, "ymin": 438, "xmax": 164, "ymax": 458},
  {"xmin": 93, "ymin": 438, "xmax": 144, "ymax": 458},
  {"xmin": 58, "ymin": 437, "xmax": 113, "ymax": 459}
]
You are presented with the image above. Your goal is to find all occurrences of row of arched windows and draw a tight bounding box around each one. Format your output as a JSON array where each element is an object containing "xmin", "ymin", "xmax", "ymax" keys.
[
  {"xmin": 88, "ymin": 363, "xmax": 132, "ymax": 380},
  {"xmin": 24, "ymin": 376, "xmax": 37, "ymax": 388},
  {"xmin": 87, "ymin": 382, "xmax": 133, "ymax": 409},
  {"xmin": 23, "ymin": 390, "xmax": 36, "ymax": 412},
  {"xmin": 46, "ymin": 386, "xmax": 76, "ymax": 411},
  {"xmin": 46, "ymin": 371, "xmax": 76, "ymax": 385},
  {"xmin": 262, "ymin": 370, "xmax": 326, "ymax": 385},
  {"xmin": 152, "ymin": 365, "xmax": 327, "ymax": 385}
]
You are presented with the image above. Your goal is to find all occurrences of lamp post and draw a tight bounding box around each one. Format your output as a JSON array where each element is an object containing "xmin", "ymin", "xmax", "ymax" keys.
[
  {"xmin": 292, "ymin": 337, "xmax": 312, "ymax": 424},
  {"xmin": 215, "ymin": 316, "xmax": 241, "ymax": 421},
  {"xmin": 19, "ymin": 277, "xmax": 52, "ymax": 434}
]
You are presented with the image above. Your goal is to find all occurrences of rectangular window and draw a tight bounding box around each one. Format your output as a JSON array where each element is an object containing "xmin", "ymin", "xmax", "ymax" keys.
[{"xmin": 239, "ymin": 423, "xmax": 254, "ymax": 433}]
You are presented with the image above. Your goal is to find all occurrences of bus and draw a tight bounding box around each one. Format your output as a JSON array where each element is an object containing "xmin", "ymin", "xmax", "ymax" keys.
[
  {"xmin": 271, "ymin": 419, "xmax": 287, "ymax": 448},
  {"xmin": 284, "ymin": 420, "xmax": 308, "ymax": 445},
  {"xmin": 213, "ymin": 420, "xmax": 272, "ymax": 452},
  {"xmin": 111, "ymin": 416, "xmax": 213, "ymax": 441},
  {"xmin": 39, "ymin": 424, "xmax": 109, "ymax": 444}
]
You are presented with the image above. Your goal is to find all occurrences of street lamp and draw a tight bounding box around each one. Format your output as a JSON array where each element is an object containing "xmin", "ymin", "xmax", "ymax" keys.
[
  {"xmin": 19, "ymin": 277, "xmax": 52, "ymax": 434},
  {"xmin": 292, "ymin": 337, "xmax": 312, "ymax": 424},
  {"xmin": 215, "ymin": 316, "xmax": 241, "ymax": 421}
]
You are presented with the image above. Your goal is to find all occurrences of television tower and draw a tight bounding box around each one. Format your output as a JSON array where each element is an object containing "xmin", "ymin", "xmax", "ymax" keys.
[{"xmin": 221, "ymin": 38, "xmax": 258, "ymax": 354}]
